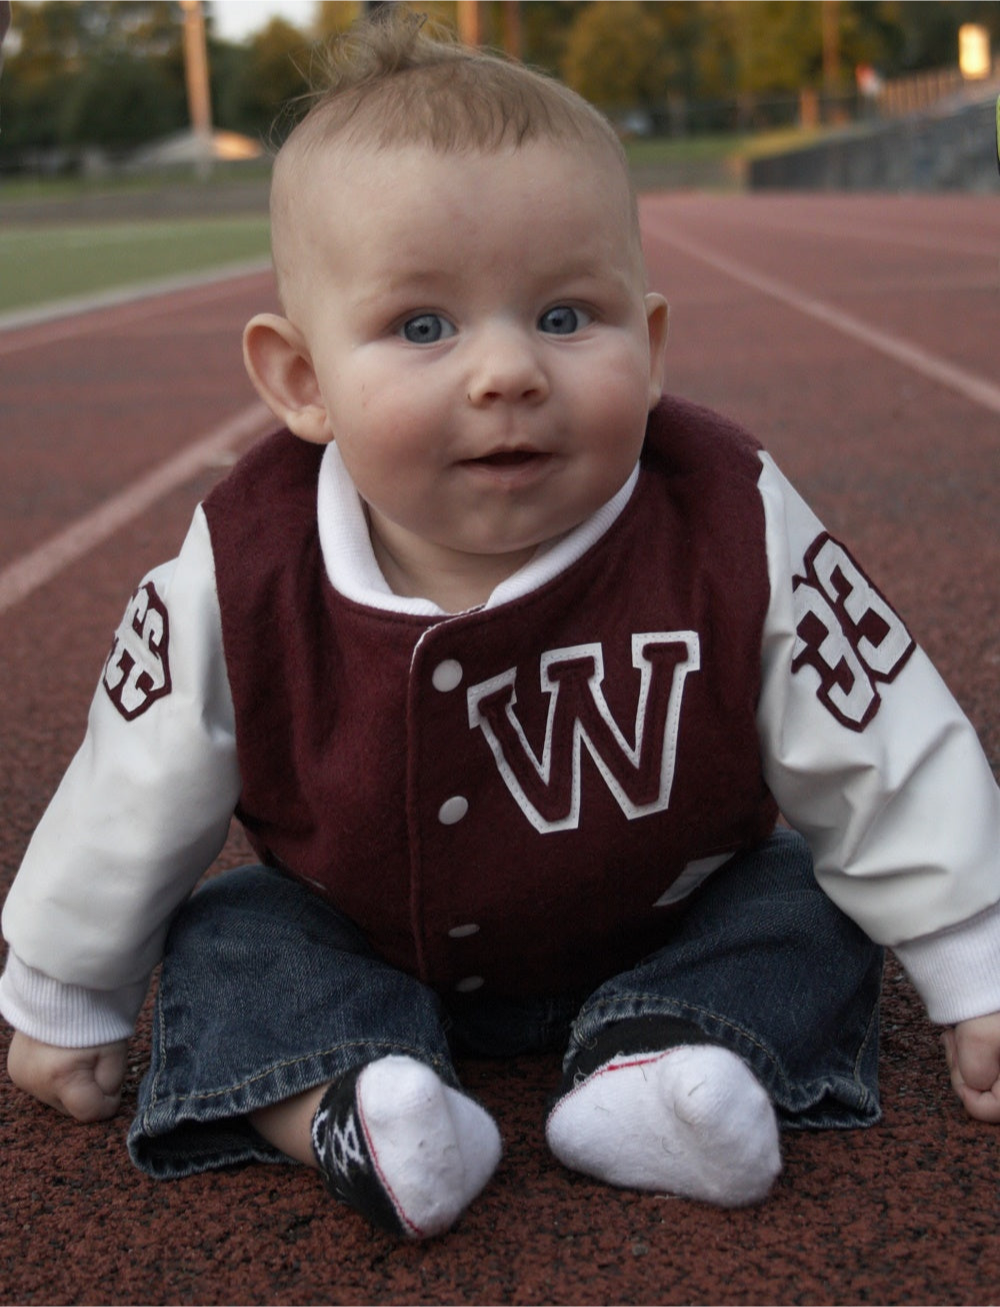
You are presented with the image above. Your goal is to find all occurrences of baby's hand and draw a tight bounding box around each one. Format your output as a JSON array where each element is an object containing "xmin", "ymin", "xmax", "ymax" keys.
[
  {"xmin": 942, "ymin": 1013, "xmax": 1000, "ymax": 1123},
  {"xmin": 7, "ymin": 1030, "xmax": 128, "ymax": 1122}
]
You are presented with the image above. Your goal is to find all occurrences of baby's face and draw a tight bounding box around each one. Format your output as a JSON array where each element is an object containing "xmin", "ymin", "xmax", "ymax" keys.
[{"xmin": 282, "ymin": 138, "xmax": 667, "ymax": 606}]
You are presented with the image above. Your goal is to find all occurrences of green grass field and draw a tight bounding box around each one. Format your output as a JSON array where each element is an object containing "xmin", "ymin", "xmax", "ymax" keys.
[{"xmin": 0, "ymin": 213, "xmax": 272, "ymax": 316}]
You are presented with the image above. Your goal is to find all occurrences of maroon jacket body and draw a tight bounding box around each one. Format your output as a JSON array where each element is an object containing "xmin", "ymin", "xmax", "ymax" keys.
[{"xmin": 204, "ymin": 397, "xmax": 778, "ymax": 997}]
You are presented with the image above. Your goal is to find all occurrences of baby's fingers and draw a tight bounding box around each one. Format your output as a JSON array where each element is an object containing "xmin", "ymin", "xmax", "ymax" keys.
[
  {"xmin": 942, "ymin": 1027, "xmax": 1000, "ymax": 1124},
  {"xmin": 54, "ymin": 1060, "xmax": 125, "ymax": 1122},
  {"xmin": 7, "ymin": 1034, "xmax": 127, "ymax": 1123}
]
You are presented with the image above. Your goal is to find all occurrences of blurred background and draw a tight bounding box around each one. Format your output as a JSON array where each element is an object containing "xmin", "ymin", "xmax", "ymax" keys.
[
  {"xmin": 2, "ymin": 1, "xmax": 998, "ymax": 173},
  {"xmin": 1, "ymin": 1, "xmax": 998, "ymax": 316}
]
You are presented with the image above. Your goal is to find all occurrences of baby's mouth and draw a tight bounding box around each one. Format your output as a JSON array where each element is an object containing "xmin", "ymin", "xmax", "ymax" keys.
[
  {"xmin": 474, "ymin": 450, "xmax": 541, "ymax": 466},
  {"xmin": 464, "ymin": 447, "xmax": 548, "ymax": 469}
]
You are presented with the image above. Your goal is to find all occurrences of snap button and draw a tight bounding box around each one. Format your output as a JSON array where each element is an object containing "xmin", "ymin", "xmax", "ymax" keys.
[
  {"xmin": 438, "ymin": 796, "xmax": 469, "ymax": 825},
  {"xmin": 455, "ymin": 975, "xmax": 485, "ymax": 993},
  {"xmin": 448, "ymin": 923, "xmax": 480, "ymax": 939},
  {"xmin": 432, "ymin": 659, "xmax": 464, "ymax": 692}
]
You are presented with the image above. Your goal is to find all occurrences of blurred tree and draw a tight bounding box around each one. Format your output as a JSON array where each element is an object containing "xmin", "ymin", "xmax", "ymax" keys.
[
  {"xmin": 4, "ymin": 0, "xmax": 1000, "ymax": 164},
  {"xmin": 692, "ymin": 1, "xmax": 824, "ymax": 100},
  {"xmin": 562, "ymin": 1, "xmax": 671, "ymax": 111},
  {"xmin": 0, "ymin": 0, "xmax": 187, "ymax": 155},
  {"xmin": 314, "ymin": 0, "xmax": 363, "ymax": 41},
  {"xmin": 204, "ymin": 34, "xmax": 249, "ymax": 128},
  {"xmin": 847, "ymin": 1, "xmax": 899, "ymax": 65},
  {"xmin": 740, "ymin": 1, "xmax": 826, "ymax": 93},
  {"xmin": 518, "ymin": 0, "xmax": 585, "ymax": 77},
  {"xmin": 647, "ymin": 2, "xmax": 712, "ymax": 99},
  {"xmin": 0, "ymin": 61, "xmax": 63, "ymax": 153},
  {"xmin": 7, "ymin": 0, "xmax": 81, "ymax": 62},
  {"xmin": 61, "ymin": 50, "xmax": 185, "ymax": 151},
  {"xmin": 77, "ymin": 0, "xmax": 184, "ymax": 56},
  {"xmin": 215, "ymin": 17, "xmax": 313, "ymax": 145},
  {"xmin": 867, "ymin": 0, "xmax": 999, "ymax": 73}
]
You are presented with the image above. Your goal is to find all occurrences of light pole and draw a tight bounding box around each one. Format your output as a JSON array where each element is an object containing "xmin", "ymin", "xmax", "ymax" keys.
[
  {"xmin": 457, "ymin": 1, "xmax": 482, "ymax": 47},
  {"xmin": 456, "ymin": 2, "xmax": 521, "ymax": 54},
  {"xmin": 179, "ymin": 0, "xmax": 213, "ymax": 178},
  {"xmin": 501, "ymin": 1, "xmax": 521, "ymax": 59}
]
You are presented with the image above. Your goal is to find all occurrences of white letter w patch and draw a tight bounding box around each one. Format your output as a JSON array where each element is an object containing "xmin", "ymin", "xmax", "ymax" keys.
[{"xmin": 467, "ymin": 633, "xmax": 700, "ymax": 833}]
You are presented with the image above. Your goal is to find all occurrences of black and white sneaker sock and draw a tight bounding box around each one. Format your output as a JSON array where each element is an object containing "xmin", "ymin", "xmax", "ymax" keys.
[
  {"xmin": 546, "ymin": 1017, "xmax": 781, "ymax": 1207},
  {"xmin": 311, "ymin": 1054, "xmax": 502, "ymax": 1239}
]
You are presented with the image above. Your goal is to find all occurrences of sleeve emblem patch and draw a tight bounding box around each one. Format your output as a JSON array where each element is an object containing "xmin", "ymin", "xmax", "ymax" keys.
[
  {"xmin": 102, "ymin": 581, "xmax": 172, "ymax": 720},
  {"xmin": 791, "ymin": 533, "xmax": 914, "ymax": 731}
]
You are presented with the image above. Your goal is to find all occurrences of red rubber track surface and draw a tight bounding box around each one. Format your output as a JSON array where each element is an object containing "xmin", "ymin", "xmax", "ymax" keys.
[{"xmin": 1, "ymin": 195, "xmax": 998, "ymax": 1306}]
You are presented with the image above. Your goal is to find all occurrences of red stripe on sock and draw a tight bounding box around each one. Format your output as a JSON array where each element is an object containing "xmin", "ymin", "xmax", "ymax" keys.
[{"xmin": 357, "ymin": 1093, "xmax": 426, "ymax": 1240}]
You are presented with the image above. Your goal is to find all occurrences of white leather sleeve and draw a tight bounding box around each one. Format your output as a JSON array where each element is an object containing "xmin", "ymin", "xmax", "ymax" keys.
[
  {"xmin": 755, "ymin": 454, "xmax": 1000, "ymax": 1023},
  {"xmin": 0, "ymin": 506, "xmax": 240, "ymax": 1045}
]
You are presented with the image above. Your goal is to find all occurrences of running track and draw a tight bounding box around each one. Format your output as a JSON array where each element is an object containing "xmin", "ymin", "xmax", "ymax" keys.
[{"xmin": 1, "ymin": 194, "xmax": 999, "ymax": 1306}]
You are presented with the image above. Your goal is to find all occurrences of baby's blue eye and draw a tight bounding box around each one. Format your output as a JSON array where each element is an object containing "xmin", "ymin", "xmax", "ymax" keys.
[
  {"xmin": 400, "ymin": 313, "xmax": 454, "ymax": 344},
  {"xmin": 539, "ymin": 305, "xmax": 591, "ymax": 335}
]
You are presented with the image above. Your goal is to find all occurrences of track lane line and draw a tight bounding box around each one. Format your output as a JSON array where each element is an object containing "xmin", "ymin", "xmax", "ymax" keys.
[
  {"xmin": 0, "ymin": 257, "xmax": 270, "ymax": 352},
  {"xmin": 0, "ymin": 261, "xmax": 273, "ymax": 357},
  {"xmin": 0, "ymin": 402, "xmax": 272, "ymax": 615},
  {"xmin": 641, "ymin": 215, "xmax": 1000, "ymax": 419}
]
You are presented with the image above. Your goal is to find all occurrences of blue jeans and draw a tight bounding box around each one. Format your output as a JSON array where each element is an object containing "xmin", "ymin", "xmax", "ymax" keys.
[{"xmin": 128, "ymin": 829, "xmax": 882, "ymax": 1179}]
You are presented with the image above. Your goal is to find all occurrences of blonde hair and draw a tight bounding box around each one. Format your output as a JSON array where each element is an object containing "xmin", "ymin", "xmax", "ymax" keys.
[
  {"xmin": 281, "ymin": 10, "xmax": 629, "ymax": 169},
  {"xmin": 270, "ymin": 11, "xmax": 640, "ymax": 308}
]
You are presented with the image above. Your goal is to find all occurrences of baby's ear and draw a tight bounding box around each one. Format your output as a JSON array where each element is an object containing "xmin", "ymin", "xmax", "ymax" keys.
[
  {"xmin": 242, "ymin": 314, "xmax": 333, "ymax": 444},
  {"xmin": 644, "ymin": 293, "xmax": 669, "ymax": 410}
]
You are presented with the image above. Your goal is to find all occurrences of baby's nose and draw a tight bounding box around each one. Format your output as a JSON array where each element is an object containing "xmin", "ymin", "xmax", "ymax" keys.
[{"xmin": 467, "ymin": 328, "xmax": 549, "ymax": 406}]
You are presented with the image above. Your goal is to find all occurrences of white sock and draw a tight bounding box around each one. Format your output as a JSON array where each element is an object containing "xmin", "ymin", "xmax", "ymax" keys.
[
  {"xmin": 319, "ymin": 1055, "xmax": 501, "ymax": 1238},
  {"xmin": 545, "ymin": 1043, "xmax": 781, "ymax": 1207}
]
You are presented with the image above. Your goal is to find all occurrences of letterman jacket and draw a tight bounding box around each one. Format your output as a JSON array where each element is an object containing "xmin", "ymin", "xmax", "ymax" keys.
[{"xmin": 3, "ymin": 396, "xmax": 1000, "ymax": 1043}]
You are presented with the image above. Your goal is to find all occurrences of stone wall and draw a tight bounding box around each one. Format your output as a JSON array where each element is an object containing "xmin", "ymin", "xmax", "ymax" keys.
[{"xmin": 749, "ymin": 93, "xmax": 1000, "ymax": 192}]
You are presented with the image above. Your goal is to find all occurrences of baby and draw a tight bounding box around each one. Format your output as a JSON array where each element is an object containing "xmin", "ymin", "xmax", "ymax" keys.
[{"xmin": 4, "ymin": 15, "xmax": 1000, "ymax": 1241}]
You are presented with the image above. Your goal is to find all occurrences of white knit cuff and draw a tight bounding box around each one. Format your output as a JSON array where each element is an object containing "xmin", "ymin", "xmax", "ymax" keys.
[
  {"xmin": 0, "ymin": 949, "xmax": 145, "ymax": 1047},
  {"xmin": 894, "ymin": 898, "xmax": 1000, "ymax": 1025}
]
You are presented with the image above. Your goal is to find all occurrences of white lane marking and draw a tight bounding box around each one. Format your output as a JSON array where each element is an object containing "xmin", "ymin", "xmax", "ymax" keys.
[
  {"xmin": 0, "ymin": 259, "xmax": 272, "ymax": 356},
  {"xmin": 0, "ymin": 403, "xmax": 272, "ymax": 615},
  {"xmin": 641, "ymin": 215, "xmax": 1000, "ymax": 419}
]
